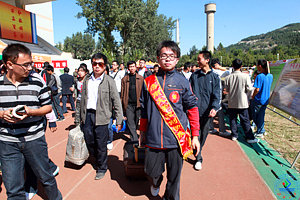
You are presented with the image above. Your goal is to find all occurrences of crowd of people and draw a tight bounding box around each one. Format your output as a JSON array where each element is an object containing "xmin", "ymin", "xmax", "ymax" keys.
[{"xmin": 0, "ymin": 41, "xmax": 273, "ymax": 200}]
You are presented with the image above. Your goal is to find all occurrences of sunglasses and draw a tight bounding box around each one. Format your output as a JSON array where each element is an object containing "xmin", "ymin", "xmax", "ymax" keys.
[{"xmin": 92, "ymin": 62, "xmax": 105, "ymax": 67}]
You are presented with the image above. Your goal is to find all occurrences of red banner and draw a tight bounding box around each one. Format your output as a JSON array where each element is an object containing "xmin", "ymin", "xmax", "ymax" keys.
[
  {"xmin": 34, "ymin": 62, "xmax": 44, "ymax": 69},
  {"xmin": 52, "ymin": 60, "xmax": 67, "ymax": 68}
]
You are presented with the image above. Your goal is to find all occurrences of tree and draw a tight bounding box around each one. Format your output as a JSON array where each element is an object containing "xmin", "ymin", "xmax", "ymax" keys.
[
  {"xmin": 76, "ymin": 0, "xmax": 175, "ymax": 61},
  {"xmin": 188, "ymin": 45, "xmax": 199, "ymax": 58},
  {"xmin": 55, "ymin": 42, "xmax": 63, "ymax": 51},
  {"xmin": 63, "ymin": 32, "xmax": 95, "ymax": 60}
]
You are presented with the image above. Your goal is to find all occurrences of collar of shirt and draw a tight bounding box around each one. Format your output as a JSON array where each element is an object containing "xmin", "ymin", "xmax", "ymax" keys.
[{"xmin": 90, "ymin": 73, "xmax": 104, "ymax": 81}]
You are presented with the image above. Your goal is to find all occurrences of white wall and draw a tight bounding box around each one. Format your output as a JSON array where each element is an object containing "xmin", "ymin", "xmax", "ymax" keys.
[{"xmin": 26, "ymin": 2, "xmax": 55, "ymax": 45}]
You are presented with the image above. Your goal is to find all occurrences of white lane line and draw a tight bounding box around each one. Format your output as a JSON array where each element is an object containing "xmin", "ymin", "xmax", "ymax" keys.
[
  {"xmin": 62, "ymin": 136, "xmax": 125, "ymax": 199},
  {"xmin": 63, "ymin": 169, "xmax": 94, "ymax": 200},
  {"xmin": 48, "ymin": 138, "xmax": 68, "ymax": 151}
]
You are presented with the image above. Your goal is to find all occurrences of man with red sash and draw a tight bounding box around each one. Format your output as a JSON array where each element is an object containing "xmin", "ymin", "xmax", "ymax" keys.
[{"xmin": 140, "ymin": 41, "xmax": 200, "ymax": 200}]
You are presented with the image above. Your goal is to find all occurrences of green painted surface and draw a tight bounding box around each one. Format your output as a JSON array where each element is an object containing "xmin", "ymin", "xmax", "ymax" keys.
[{"xmin": 236, "ymin": 127, "xmax": 300, "ymax": 200}]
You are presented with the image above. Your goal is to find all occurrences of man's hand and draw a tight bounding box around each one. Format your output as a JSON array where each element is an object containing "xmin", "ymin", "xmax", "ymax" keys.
[
  {"xmin": 117, "ymin": 124, "xmax": 122, "ymax": 132},
  {"xmin": 50, "ymin": 127, "xmax": 57, "ymax": 132},
  {"xmin": 139, "ymin": 131, "xmax": 146, "ymax": 147},
  {"xmin": 192, "ymin": 136, "xmax": 200, "ymax": 156},
  {"xmin": 208, "ymin": 109, "xmax": 217, "ymax": 118},
  {"xmin": 1, "ymin": 109, "xmax": 18, "ymax": 123},
  {"xmin": 69, "ymin": 87, "xmax": 75, "ymax": 92}
]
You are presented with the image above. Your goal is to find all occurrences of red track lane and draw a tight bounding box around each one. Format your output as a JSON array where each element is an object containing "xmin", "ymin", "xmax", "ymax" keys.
[{"xmin": 0, "ymin": 110, "xmax": 275, "ymax": 200}]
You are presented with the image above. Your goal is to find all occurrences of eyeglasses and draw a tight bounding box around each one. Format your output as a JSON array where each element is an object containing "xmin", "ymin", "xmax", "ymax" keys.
[
  {"xmin": 160, "ymin": 54, "xmax": 177, "ymax": 61},
  {"xmin": 12, "ymin": 62, "xmax": 34, "ymax": 69},
  {"xmin": 92, "ymin": 62, "xmax": 105, "ymax": 67}
]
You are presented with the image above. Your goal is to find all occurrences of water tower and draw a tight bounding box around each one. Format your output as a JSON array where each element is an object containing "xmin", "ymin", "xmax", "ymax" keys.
[{"xmin": 205, "ymin": 3, "xmax": 216, "ymax": 53}]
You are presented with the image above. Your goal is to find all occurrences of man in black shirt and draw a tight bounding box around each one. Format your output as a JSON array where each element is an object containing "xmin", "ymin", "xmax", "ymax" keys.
[{"xmin": 121, "ymin": 61, "xmax": 144, "ymax": 142}]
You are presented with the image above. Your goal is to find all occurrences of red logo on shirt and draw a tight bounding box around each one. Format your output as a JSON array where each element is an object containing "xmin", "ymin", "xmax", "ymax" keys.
[{"xmin": 169, "ymin": 91, "xmax": 180, "ymax": 103}]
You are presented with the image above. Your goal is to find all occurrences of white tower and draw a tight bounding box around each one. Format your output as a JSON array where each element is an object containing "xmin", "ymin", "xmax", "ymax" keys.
[
  {"xmin": 176, "ymin": 19, "xmax": 180, "ymax": 47},
  {"xmin": 205, "ymin": 3, "xmax": 216, "ymax": 53}
]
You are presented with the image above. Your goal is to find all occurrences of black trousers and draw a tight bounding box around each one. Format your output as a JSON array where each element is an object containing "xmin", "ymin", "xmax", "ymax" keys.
[
  {"xmin": 82, "ymin": 110, "xmax": 108, "ymax": 173},
  {"xmin": 228, "ymin": 108, "xmax": 255, "ymax": 140},
  {"xmin": 145, "ymin": 148, "xmax": 183, "ymax": 200},
  {"xmin": 126, "ymin": 104, "xmax": 140, "ymax": 142},
  {"xmin": 194, "ymin": 116, "xmax": 212, "ymax": 163}
]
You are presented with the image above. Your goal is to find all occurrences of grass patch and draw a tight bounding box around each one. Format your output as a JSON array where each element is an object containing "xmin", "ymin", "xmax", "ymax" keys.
[{"xmin": 263, "ymin": 106, "xmax": 300, "ymax": 171}]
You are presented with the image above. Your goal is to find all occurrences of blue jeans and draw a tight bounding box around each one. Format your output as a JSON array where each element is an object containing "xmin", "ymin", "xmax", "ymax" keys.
[
  {"xmin": 53, "ymin": 92, "xmax": 64, "ymax": 119},
  {"xmin": 62, "ymin": 94, "xmax": 75, "ymax": 113},
  {"xmin": 250, "ymin": 100, "xmax": 267, "ymax": 134},
  {"xmin": 107, "ymin": 118, "xmax": 114, "ymax": 144},
  {"xmin": 0, "ymin": 136, "xmax": 62, "ymax": 200}
]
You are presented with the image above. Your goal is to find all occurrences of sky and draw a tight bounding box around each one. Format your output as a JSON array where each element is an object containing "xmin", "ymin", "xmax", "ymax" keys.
[{"xmin": 52, "ymin": 0, "xmax": 300, "ymax": 55}]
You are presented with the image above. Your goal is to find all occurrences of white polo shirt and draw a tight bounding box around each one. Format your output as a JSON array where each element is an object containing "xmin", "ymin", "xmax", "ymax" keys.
[{"xmin": 86, "ymin": 73, "xmax": 104, "ymax": 110}]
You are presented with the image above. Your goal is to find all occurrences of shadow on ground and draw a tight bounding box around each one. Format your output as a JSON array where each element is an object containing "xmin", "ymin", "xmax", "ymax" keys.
[{"xmin": 107, "ymin": 155, "xmax": 162, "ymax": 200}]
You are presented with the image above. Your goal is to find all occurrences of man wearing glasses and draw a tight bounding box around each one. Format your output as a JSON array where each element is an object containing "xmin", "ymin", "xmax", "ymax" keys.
[
  {"xmin": 80, "ymin": 53, "xmax": 123, "ymax": 180},
  {"xmin": 0, "ymin": 43, "xmax": 62, "ymax": 199},
  {"xmin": 140, "ymin": 41, "xmax": 200, "ymax": 199}
]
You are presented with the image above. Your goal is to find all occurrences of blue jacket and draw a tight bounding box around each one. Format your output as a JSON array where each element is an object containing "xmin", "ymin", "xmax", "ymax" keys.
[
  {"xmin": 190, "ymin": 69, "xmax": 221, "ymax": 117},
  {"xmin": 140, "ymin": 69, "xmax": 198, "ymax": 149}
]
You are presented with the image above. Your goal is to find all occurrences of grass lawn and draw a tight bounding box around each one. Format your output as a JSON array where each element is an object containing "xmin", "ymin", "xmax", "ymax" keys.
[{"xmin": 263, "ymin": 106, "xmax": 300, "ymax": 171}]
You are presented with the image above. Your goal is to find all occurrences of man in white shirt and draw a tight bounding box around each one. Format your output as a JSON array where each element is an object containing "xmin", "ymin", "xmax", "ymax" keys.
[
  {"xmin": 211, "ymin": 58, "xmax": 230, "ymax": 78},
  {"xmin": 182, "ymin": 62, "xmax": 192, "ymax": 80},
  {"xmin": 80, "ymin": 53, "xmax": 123, "ymax": 180},
  {"xmin": 137, "ymin": 58, "xmax": 146, "ymax": 77}
]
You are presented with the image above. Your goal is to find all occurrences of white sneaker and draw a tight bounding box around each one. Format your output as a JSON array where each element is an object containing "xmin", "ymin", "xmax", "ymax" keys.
[
  {"xmin": 209, "ymin": 129, "xmax": 218, "ymax": 134},
  {"xmin": 150, "ymin": 185, "xmax": 160, "ymax": 196},
  {"xmin": 255, "ymin": 133, "xmax": 264, "ymax": 138},
  {"xmin": 219, "ymin": 131, "xmax": 231, "ymax": 137},
  {"xmin": 26, "ymin": 192, "xmax": 36, "ymax": 200},
  {"xmin": 53, "ymin": 166, "xmax": 59, "ymax": 176},
  {"xmin": 107, "ymin": 142, "xmax": 113, "ymax": 150},
  {"xmin": 232, "ymin": 137, "xmax": 238, "ymax": 141},
  {"xmin": 247, "ymin": 138, "xmax": 260, "ymax": 143},
  {"xmin": 194, "ymin": 161, "xmax": 202, "ymax": 170}
]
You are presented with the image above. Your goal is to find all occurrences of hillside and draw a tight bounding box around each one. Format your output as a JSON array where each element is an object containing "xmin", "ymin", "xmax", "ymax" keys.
[{"xmin": 226, "ymin": 23, "xmax": 300, "ymax": 51}]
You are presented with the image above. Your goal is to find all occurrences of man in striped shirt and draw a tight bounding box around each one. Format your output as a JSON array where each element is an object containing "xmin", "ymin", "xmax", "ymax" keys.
[{"xmin": 0, "ymin": 43, "xmax": 62, "ymax": 199}]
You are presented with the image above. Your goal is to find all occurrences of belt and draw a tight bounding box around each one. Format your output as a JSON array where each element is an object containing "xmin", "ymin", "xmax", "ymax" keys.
[{"xmin": 87, "ymin": 109, "xmax": 96, "ymax": 113}]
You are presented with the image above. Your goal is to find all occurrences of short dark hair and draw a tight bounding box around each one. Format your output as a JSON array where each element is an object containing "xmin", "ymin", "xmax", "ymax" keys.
[
  {"xmin": 112, "ymin": 60, "xmax": 119, "ymax": 65},
  {"xmin": 153, "ymin": 64, "xmax": 159, "ymax": 69},
  {"xmin": 139, "ymin": 58, "xmax": 146, "ymax": 62},
  {"xmin": 2, "ymin": 43, "xmax": 31, "ymax": 65},
  {"xmin": 46, "ymin": 65, "xmax": 54, "ymax": 72},
  {"xmin": 211, "ymin": 58, "xmax": 220, "ymax": 67},
  {"xmin": 64, "ymin": 67, "xmax": 70, "ymax": 73},
  {"xmin": 199, "ymin": 50, "xmax": 211, "ymax": 64},
  {"xmin": 156, "ymin": 41, "xmax": 180, "ymax": 58},
  {"xmin": 43, "ymin": 61, "xmax": 50, "ymax": 69},
  {"xmin": 232, "ymin": 59, "xmax": 242, "ymax": 70},
  {"xmin": 127, "ymin": 61, "xmax": 136, "ymax": 67},
  {"xmin": 78, "ymin": 63, "xmax": 89, "ymax": 73},
  {"xmin": 257, "ymin": 59, "xmax": 267, "ymax": 69},
  {"xmin": 184, "ymin": 62, "xmax": 192, "ymax": 70},
  {"xmin": 91, "ymin": 53, "xmax": 108, "ymax": 65}
]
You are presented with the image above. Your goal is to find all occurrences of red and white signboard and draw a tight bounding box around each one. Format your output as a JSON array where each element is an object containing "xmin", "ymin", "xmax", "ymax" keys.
[
  {"xmin": 52, "ymin": 60, "xmax": 67, "ymax": 68},
  {"xmin": 34, "ymin": 62, "xmax": 44, "ymax": 69}
]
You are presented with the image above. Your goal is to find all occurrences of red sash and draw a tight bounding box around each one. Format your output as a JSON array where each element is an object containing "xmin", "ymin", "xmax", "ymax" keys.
[{"xmin": 145, "ymin": 75, "xmax": 193, "ymax": 159}]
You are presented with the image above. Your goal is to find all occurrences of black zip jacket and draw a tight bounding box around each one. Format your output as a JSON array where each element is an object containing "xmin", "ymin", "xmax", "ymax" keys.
[{"xmin": 190, "ymin": 69, "xmax": 221, "ymax": 117}]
